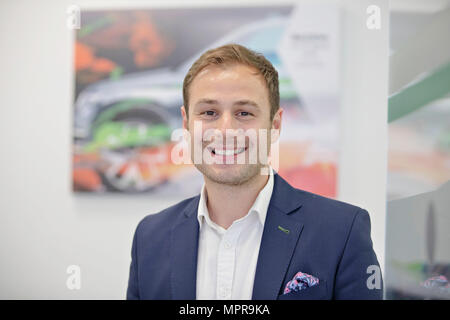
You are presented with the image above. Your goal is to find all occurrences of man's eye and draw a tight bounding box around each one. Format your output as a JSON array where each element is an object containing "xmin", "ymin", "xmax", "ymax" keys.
[
  {"xmin": 238, "ymin": 111, "xmax": 252, "ymax": 117},
  {"xmin": 204, "ymin": 111, "xmax": 216, "ymax": 116}
]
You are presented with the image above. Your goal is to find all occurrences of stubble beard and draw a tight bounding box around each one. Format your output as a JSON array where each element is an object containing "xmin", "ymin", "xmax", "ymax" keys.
[
  {"xmin": 186, "ymin": 120, "xmax": 273, "ymax": 187},
  {"xmin": 194, "ymin": 161, "xmax": 263, "ymax": 186}
]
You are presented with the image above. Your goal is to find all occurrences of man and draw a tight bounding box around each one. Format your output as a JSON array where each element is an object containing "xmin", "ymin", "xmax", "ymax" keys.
[{"xmin": 127, "ymin": 44, "xmax": 383, "ymax": 300}]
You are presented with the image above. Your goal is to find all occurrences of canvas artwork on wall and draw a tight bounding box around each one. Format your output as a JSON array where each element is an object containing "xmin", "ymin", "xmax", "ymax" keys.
[{"xmin": 72, "ymin": 4, "xmax": 341, "ymax": 198}]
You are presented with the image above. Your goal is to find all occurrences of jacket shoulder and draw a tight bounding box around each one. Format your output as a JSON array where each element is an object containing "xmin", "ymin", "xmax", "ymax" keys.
[
  {"xmin": 135, "ymin": 195, "xmax": 199, "ymax": 238},
  {"xmin": 292, "ymin": 188, "xmax": 368, "ymax": 229}
]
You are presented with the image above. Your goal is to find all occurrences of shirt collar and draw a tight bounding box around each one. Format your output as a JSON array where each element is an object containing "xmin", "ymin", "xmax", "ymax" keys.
[{"xmin": 197, "ymin": 167, "xmax": 274, "ymax": 230}]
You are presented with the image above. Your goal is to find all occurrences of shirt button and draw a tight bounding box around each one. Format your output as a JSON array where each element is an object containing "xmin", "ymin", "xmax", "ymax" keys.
[
  {"xmin": 224, "ymin": 241, "xmax": 232, "ymax": 249},
  {"xmin": 220, "ymin": 287, "xmax": 229, "ymax": 298}
]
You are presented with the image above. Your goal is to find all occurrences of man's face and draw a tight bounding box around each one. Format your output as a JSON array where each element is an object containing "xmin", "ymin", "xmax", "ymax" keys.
[{"xmin": 181, "ymin": 63, "xmax": 282, "ymax": 186}]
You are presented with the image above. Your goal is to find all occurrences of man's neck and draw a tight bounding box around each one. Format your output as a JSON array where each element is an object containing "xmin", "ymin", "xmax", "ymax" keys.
[{"xmin": 204, "ymin": 168, "xmax": 270, "ymax": 230}]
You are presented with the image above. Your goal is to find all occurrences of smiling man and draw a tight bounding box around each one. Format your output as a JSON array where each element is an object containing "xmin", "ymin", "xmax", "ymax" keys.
[{"xmin": 127, "ymin": 44, "xmax": 383, "ymax": 300}]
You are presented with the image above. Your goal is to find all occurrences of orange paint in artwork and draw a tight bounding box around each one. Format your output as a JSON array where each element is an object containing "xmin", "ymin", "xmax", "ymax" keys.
[
  {"xmin": 75, "ymin": 41, "xmax": 116, "ymax": 73},
  {"xmin": 278, "ymin": 163, "xmax": 337, "ymax": 198},
  {"xmin": 91, "ymin": 57, "xmax": 116, "ymax": 73},
  {"xmin": 117, "ymin": 163, "xmax": 129, "ymax": 176},
  {"xmin": 129, "ymin": 12, "xmax": 168, "ymax": 67},
  {"xmin": 75, "ymin": 42, "xmax": 94, "ymax": 70},
  {"xmin": 73, "ymin": 167, "xmax": 102, "ymax": 191}
]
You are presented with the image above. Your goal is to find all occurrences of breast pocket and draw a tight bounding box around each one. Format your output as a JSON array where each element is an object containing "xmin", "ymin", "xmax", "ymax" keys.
[{"xmin": 277, "ymin": 280, "xmax": 329, "ymax": 300}]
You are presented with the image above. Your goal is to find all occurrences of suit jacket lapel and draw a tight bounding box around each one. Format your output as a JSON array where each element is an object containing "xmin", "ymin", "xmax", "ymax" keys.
[
  {"xmin": 170, "ymin": 196, "xmax": 200, "ymax": 300},
  {"xmin": 252, "ymin": 173, "xmax": 305, "ymax": 300}
]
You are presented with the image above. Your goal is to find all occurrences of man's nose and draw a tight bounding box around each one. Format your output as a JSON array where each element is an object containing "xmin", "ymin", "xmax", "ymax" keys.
[
  {"xmin": 216, "ymin": 112, "xmax": 237, "ymax": 132},
  {"xmin": 214, "ymin": 112, "xmax": 246, "ymax": 146}
]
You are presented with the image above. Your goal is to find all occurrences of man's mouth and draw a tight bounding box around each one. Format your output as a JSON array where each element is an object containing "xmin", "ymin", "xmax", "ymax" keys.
[
  {"xmin": 207, "ymin": 146, "xmax": 248, "ymax": 157},
  {"xmin": 212, "ymin": 147, "xmax": 246, "ymax": 156}
]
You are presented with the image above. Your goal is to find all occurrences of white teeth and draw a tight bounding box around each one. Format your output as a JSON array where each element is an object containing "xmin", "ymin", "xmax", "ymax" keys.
[{"xmin": 214, "ymin": 148, "xmax": 245, "ymax": 156}]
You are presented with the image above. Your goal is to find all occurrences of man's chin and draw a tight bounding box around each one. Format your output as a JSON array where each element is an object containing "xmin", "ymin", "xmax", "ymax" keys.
[{"xmin": 195, "ymin": 163, "xmax": 261, "ymax": 186}]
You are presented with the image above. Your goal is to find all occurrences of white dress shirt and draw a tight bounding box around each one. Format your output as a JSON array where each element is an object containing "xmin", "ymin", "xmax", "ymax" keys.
[{"xmin": 196, "ymin": 167, "xmax": 274, "ymax": 300}]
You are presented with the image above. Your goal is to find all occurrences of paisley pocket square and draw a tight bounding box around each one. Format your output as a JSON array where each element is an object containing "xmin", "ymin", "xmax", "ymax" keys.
[{"xmin": 283, "ymin": 271, "xmax": 320, "ymax": 294}]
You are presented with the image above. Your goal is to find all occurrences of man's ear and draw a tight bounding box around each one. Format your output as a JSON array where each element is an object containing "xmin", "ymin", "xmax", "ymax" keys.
[
  {"xmin": 181, "ymin": 105, "xmax": 188, "ymax": 130},
  {"xmin": 271, "ymin": 107, "xmax": 283, "ymax": 143}
]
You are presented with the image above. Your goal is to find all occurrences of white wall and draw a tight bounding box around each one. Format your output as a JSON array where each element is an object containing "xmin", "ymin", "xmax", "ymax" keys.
[
  {"xmin": 337, "ymin": 0, "xmax": 388, "ymax": 279},
  {"xmin": 0, "ymin": 0, "xmax": 388, "ymax": 299}
]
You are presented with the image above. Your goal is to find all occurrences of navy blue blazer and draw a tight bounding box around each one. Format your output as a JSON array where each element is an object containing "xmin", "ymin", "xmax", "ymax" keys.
[{"xmin": 127, "ymin": 172, "xmax": 383, "ymax": 300}]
